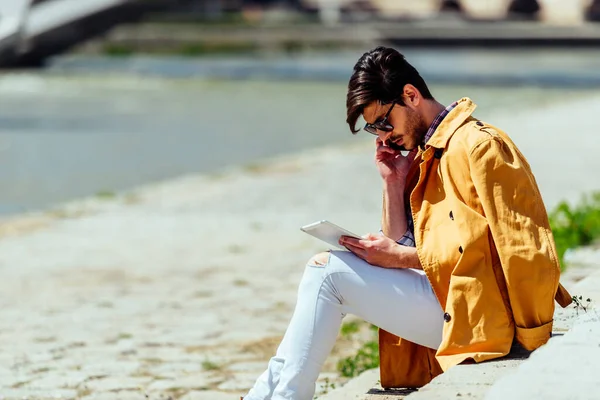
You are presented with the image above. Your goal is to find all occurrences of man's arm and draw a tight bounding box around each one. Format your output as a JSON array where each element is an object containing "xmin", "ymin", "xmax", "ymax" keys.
[
  {"xmin": 381, "ymin": 181, "xmax": 408, "ymax": 241},
  {"xmin": 375, "ymin": 140, "xmax": 417, "ymax": 241}
]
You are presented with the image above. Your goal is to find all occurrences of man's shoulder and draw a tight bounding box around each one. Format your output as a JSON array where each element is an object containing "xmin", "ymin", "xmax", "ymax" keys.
[{"xmin": 448, "ymin": 118, "xmax": 508, "ymax": 152}]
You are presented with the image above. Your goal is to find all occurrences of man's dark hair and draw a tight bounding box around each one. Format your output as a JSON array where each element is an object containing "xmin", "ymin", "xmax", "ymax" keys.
[{"xmin": 346, "ymin": 47, "xmax": 434, "ymax": 134}]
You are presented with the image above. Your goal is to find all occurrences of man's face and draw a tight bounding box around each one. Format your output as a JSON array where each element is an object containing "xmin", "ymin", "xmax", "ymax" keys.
[{"xmin": 363, "ymin": 101, "xmax": 429, "ymax": 151}]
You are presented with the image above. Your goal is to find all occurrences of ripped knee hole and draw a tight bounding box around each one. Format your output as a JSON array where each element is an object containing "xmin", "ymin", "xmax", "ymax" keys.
[{"xmin": 308, "ymin": 251, "xmax": 331, "ymax": 267}]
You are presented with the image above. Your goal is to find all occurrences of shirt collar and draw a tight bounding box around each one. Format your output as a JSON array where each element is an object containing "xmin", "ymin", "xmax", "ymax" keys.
[
  {"xmin": 421, "ymin": 101, "xmax": 459, "ymax": 149},
  {"xmin": 426, "ymin": 98, "xmax": 478, "ymax": 150}
]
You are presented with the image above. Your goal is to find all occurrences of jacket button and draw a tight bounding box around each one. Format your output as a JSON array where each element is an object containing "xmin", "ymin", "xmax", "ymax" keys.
[
  {"xmin": 458, "ymin": 246, "xmax": 463, "ymax": 253},
  {"xmin": 476, "ymin": 121, "xmax": 484, "ymax": 126},
  {"xmin": 444, "ymin": 313, "xmax": 452, "ymax": 322},
  {"xmin": 449, "ymin": 211, "xmax": 454, "ymax": 220}
]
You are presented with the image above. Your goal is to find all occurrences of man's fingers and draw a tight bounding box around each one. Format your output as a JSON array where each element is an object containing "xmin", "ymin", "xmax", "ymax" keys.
[
  {"xmin": 340, "ymin": 236, "xmax": 364, "ymax": 249},
  {"xmin": 377, "ymin": 145, "xmax": 395, "ymax": 155},
  {"xmin": 344, "ymin": 243, "xmax": 367, "ymax": 259},
  {"xmin": 358, "ymin": 239, "xmax": 374, "ymax": 248},
  {"xmin": 361, "ymin": 233, "xmax": 379, "ymax": 240}
]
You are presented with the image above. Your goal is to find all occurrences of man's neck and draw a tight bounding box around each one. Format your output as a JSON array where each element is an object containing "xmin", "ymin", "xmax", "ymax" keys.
[{"xmin": 422, "ymin": 100, "xmax": 447, "ymax": 127}]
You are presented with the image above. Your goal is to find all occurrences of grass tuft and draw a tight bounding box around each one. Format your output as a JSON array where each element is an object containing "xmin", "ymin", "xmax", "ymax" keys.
[
  {"xmin": 548, "ymin": 192, "xmax": 600, "ymax": 270},
  {"xmin": 96, "ymin": 190, "xmax": 116, "ymax": 199},
  {"xmin": 337, "ymin": 339, "xmax": 379, "ymax": 378},
  {"xmin": 201, "ymin": 359, "xmax": 221, "ymax": 371},
  {"xmin": 340, "ymin": 321, "xmax": 360, "ymax": 338}
]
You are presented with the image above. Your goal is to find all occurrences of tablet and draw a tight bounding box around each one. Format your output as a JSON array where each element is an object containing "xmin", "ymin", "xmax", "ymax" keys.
[{"xmin": 300, "ymin": 220, "xmax": 361, "ymax": 250}]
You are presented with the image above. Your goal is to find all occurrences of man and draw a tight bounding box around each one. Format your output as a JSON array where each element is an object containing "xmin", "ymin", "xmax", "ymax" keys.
[{"xmin": 243, "ymin": 47, "xmax": 571, "ymax": 400}]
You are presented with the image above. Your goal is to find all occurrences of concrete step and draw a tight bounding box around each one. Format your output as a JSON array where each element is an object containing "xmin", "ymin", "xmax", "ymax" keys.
[
  {"xmin": 321, "ymin": 260, "xmax": 600, "ymax": 400},
  {"xmin": 486, "ymin": 311, "xmax": 600, "ymax": 399}
]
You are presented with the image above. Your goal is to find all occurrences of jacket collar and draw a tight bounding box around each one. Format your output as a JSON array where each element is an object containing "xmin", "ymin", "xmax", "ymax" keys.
[{"xmin": 425, "ymin": 97, "xmax": 477, "ymax": 150}]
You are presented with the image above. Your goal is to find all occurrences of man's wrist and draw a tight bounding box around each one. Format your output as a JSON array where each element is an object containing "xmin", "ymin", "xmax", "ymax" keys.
[
  {"xmin": 389, "ymin": 242, "xmax": 410, "ymax": 269},
  {"xmin": 383, "ymin": 177, "xmax": 406, "ymax": 190}
]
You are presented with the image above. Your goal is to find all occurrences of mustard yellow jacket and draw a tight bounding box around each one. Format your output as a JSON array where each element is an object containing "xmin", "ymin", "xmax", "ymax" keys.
[{"xmin": 379, "ymin": 98, "xmax": 572, "ymax": 388}]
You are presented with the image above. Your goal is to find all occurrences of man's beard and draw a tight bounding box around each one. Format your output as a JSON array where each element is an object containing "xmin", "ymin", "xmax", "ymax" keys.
[{"xmin": 388, "ymin": 111, "xmax": 429, "ymax": 151}]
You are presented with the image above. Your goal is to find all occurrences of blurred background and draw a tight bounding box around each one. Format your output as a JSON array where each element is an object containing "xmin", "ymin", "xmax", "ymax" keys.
[{"xmin": 1, "ymin": 0, "xmax": 600, "ymax": 215}]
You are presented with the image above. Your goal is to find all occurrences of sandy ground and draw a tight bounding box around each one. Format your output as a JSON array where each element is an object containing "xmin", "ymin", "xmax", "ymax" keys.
[
  {"xmin": 1, "ymin": 94, "xmax": 600, "ymax": 400},
  {"xmin": 0, "ymin": 141, "xmax": 384, "ymax": 400}
]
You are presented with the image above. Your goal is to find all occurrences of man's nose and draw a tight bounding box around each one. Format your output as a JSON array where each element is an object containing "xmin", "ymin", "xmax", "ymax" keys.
[{"xmin": 378, "ymin": 131, "xmax": 392, "ymax": 146}]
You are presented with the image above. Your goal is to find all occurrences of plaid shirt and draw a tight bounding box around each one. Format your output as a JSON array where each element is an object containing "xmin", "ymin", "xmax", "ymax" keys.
[{"xmin": 396, "ymin": 101, "xmax": 458, "ymax": 247}]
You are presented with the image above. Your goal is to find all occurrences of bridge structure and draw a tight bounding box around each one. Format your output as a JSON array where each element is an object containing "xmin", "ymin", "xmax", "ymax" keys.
[
  {"xmin": 0, "ymin": 0, "xmax": 153, "ymax": 67},
  {"xmin": 1, "ymin": 0, "xmax": 600, "ymax": 67}
]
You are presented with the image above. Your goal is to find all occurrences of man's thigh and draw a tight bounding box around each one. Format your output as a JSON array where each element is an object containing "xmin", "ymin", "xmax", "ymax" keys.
[{"xmin": 326, "ymin": 250, "xmax": 443, "ymax": 349}]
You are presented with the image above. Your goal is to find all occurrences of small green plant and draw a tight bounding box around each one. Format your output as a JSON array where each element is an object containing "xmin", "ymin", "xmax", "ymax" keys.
[
  {"xmin": 320, "ymin": 377, "xmax": 336, "ymax": 395},
  {"xmin": 572, "ymin": 295, "xmax": 592, "ymax": 314},
  {"xmin": 548, "ymin": 192, "xmax": 600, "ymax": 270},
  {"xmin": 337, "ymin": 339, "xmax": 379, "ymax": 378},
  {"xmin": 340, "ymin": 321, "xmax": 360, "ymax": 338},
  {"xmin": 336, "ymin": 323, "xmax": 380, "ymax": 378},
  {"xmin": 102, "ymin": 44, "xmax": 134, "ymax": 57},
  {"xmin": 117, "ymin": 332, "xmax": 133, "ymax": 340},
  {"xmin": 233, "ymin": 279, "xmax": 249, "ymax": 287},
  {"xmin": 77, "ymin": 387, "xmax": 92, "ymax": 397},
  {"xmin": 201, "ymin": 359, "xmax": 221, "ymax": 371},
  {"xmin": 95, "ymin": 190, "xmax": 116, "ymax": 199}
]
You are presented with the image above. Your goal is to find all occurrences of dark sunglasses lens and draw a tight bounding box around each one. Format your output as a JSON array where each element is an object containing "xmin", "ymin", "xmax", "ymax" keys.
[
  {"xmin": 364, "ymin": 123, "xmax": 393, "ymax": 135},
  {"xmin": 364, "ymin": 125, "xmax": 377, "ymax": 135},
  {"xmin": 380, "ymin": 123, "xmax": 393, "ymax": 132}
]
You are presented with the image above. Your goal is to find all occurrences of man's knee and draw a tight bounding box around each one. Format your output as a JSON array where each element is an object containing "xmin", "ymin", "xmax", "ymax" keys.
[{"xmin": 307, "ymin": 251, "xmax": 331, "ymax": 267}]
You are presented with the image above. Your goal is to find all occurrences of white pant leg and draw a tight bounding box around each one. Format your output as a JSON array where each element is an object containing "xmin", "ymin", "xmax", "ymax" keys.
[{"xmin": 244, "ymin": 250, "xmax": 444, "ymax": 400}]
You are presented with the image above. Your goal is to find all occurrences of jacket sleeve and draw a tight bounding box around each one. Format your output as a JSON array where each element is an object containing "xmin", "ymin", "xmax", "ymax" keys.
[{"xmin": 468, "ymin": 136, "xmax": 562, "ymax": 350}]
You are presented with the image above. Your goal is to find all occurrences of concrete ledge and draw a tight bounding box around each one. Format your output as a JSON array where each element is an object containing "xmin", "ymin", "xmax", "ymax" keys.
[
  {"xmin": 486, "ymin": 311, "xmax": 600, "ymax": 399},
  {"xmin": 485, "ymin": 269, "xmax": 600, "ymax": 400},
  {"xmin": 324, "ymin": 265, "xmax": 600, "ymax": 400}
]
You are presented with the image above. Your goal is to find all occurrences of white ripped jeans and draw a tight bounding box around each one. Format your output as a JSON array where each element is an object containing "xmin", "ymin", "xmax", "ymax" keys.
[{"xmin": 244, "ymin": 250, "xmax": 444, "ymax": 400}]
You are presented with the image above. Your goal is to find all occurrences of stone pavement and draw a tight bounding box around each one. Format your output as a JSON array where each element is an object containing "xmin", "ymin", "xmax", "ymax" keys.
[{"xmin": 0, "ymin": 141, "xmax": 383, "ymax": 400}]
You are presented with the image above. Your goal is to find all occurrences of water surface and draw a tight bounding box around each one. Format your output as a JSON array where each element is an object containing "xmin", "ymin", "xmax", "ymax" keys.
[{"xmin": 0, "ymin": 51, "xmax": 598, "ymax": 215}]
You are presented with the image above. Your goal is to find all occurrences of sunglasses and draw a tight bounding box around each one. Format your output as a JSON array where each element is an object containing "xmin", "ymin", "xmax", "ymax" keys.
[{"xmin": 364, "ymin": 102, "xmax": 395, "ymax": 135}]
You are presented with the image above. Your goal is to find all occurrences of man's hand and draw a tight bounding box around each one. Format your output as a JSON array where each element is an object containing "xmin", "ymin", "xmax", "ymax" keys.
[
  {"xmin": 339, "ymin": 233, "xmax": 407, "ymax": 269},
  {"xmin": 375, "ymin": 138, "xmax": 417, "ymax": 183}
]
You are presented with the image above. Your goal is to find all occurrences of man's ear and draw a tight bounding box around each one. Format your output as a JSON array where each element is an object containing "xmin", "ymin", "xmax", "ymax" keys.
[{"xmin": 402, "ymin": 84, "xmax": 421, "ymax": 108}]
